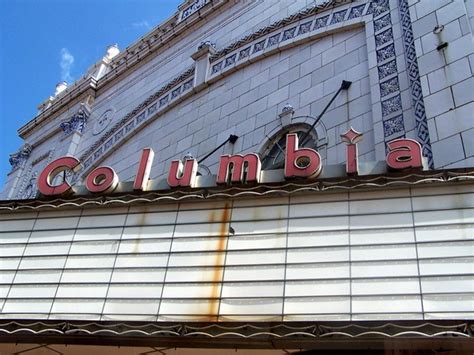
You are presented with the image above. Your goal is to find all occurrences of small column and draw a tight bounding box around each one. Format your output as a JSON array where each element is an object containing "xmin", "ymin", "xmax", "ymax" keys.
[
  {"xmin": 191, "ymin": 41, "xmax": 216, "ymax": 90},
  {"xmin": 59, "ymin": 104, "xmax": 91, "ymax": 155},
  {"xmin": 3, "ymin": 144, "xmax": 33, "ymax": 199}
]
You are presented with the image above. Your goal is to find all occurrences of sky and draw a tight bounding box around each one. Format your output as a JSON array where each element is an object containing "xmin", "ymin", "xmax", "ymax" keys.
[{"xmin": 0, "ymin": 0, "xmax": 182, "ymax": 189}]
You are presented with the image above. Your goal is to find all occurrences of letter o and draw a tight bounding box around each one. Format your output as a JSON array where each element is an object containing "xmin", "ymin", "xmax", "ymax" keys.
[{"xmin": 85, "ymin": 166, "xmax": 119, "ymax": 193}]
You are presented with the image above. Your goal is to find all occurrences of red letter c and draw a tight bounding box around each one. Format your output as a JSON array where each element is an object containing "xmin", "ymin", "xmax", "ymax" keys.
[{"xmin": 37, "ymin": 157, "xmax": 81, "ymax": 196}]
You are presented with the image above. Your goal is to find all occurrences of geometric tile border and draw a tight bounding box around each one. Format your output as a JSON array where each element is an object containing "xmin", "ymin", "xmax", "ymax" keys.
[
  {"xmin": 80, "ymin": 0, "xmax": 433, "ymax": 176},
  {"xmin": 210, "ymin": 0, "xmax": 411, "ymax": 149},
  {"xmin": 399, "ymin": 0, "xmax": 434, "ymax": 168}
]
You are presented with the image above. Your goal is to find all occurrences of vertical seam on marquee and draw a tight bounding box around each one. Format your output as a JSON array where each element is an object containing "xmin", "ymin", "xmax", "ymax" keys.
[
  {"xmin": 409, "ymin": 186, "xmax": 425, "ymax": 320},
  {"xmin": 47, "ymin": 208, "xmax": 84, "ymax": 318},
  {"xmin": 99, "ymin": 206, "xmax": 131, "ymax": 320},
  {"xmin": 1, "ymin": 210, "xmax": 40, "ymax": 314},
  {"xmin": 156, "ymin": 202, "xmax": 181, "ymax": 322}
]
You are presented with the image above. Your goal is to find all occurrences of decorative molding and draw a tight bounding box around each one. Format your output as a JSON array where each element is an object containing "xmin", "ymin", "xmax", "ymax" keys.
[
  {"xmin": 368, "ymin": 0, "xmax": 406, "ymax": 143},
  {"xmin": 209, "ymin": 0, "xmax": 349, "ymax": 63},
  {"xmin": 78, "ymin": 0, "xmax": 433, "ymax": 177},
  {"xmin": 0, "ymin": 320, "xmax": 470, "ymax": 342},
  {"xmin": 79, "ymin": 67, "xmax": 195, "ymax": 171},
  {"xmin": 206, "ymin": 0, "xmax": 412, "ymax": 146},
  {"xmin": 15, "ymin": 149, "xmax": 55, "ymax": 200},
  {"xmin": 197, "ymin": 40, "xmax": 216, "ymax": 51},
  {"xmin": 399, "ymin": 0, "xmax": 434, "ymax": 168},
  {"xmin": 179, "ymin": 0, "xmax": 209, "ymax": 22},
  {"xmin": 209, "ymin": 2, "xmax": 368, "ymax": 77},
  {"xmin": 60, "ymin": 106, "xmax": 90, "ymax": 136},
  {"xmin": 280, "ymin": 104, "xmax": 295, "ymax": 116},
  {"xmin": 31, "ymin": 151, "xmax": 51, "ymax": 166},
  {"xmin": 18, "ymin": 174, "xmax": 37, "ymax": 200},
  {"xmin": 93, "ymin": 109, "xmax": 115, "ymax": 136},
  {"xmin": 8, "ymin": 144, "xmax": 32, "ymax": 171}
]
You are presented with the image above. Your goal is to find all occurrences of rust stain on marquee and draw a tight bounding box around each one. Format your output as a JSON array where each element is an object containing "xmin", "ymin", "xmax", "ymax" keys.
[
  {"xmin": 203, "ymin": 203, "xmax": 230, "ymax": 321},
  {"xmin": 132, "ymin": 213, "xmax": 148, "ymax": 253}
]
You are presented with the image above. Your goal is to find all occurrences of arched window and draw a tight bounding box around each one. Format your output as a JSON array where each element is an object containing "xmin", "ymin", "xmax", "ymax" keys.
[{"xmin": 260, "ymin": 123, "xmax": 319, "ymax": 170}]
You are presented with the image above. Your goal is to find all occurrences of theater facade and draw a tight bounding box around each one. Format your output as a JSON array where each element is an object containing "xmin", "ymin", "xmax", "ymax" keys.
[{"xmin": 1, "ymin": 0, "xmax": 473, "ymax": 354}]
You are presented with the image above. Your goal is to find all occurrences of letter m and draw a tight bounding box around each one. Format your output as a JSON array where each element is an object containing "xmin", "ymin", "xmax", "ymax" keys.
[{"xmin": 216, "ymin": 154, "xmax": 261, "ymax": 184}]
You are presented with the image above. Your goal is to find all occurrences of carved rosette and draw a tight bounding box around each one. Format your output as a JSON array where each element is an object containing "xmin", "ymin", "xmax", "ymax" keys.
[
  {"xmin": 9, "ymin": 144, "xmax": 32, "ymax": 170},
  {"xmin": 60, "ymin": 107, "xmax": 90, "ymax": 135}
]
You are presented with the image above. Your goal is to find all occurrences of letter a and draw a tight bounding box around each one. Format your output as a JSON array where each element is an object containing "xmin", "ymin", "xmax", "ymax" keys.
[
  {"xmin": 284, "ymin": 133, "xmax": 322, "ymax": 179},
  {"xmin": 386, "ymin": 138, "xmax": 423, "ymax": 170},
  {"xmin": 167, "ymin": 159, "xmax": 198, "ymax": 187}
]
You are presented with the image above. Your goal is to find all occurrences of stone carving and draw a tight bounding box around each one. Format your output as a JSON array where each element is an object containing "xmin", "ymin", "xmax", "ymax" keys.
[
  {"xmin": 281, "ymin": 104, "xmax": 295, "ymax": 115},
  {"xmin": 9, "ymin": 144, "xmax": 32, "ymax": 170},
  {"xmin": 383, "ymin": 115, "xmax": 405, "ymax": 137},
  {"xmin": 60, "ymin": 107, "xmax": 89, "ymax": 135},
  {"xmin": 330, "ymin": 9, "xmax": 347, "ymax": 24},
  {"xmin": 348, "ymin": 4, "xmax": 366, "ymax": 19},
  {"xmin": 380, "ymin": 77, "xmax": 399, "ymax": 97},
  {"xmin": 282, "ymin": 27, "xmax": 297, "ymax": 41},
  {"xmin": 267, "ymin": 34, "xmax": 281, "ymax": 47},
  {"xmin": 79, "ymin": 0, "xmax": 433, "ymax": 175},
  {"xmin": 20, "ymin": 176, "xmax": 37, "ymax": 199},
  {"xmin": 197, "ymin": 40, "xmax": 216, "ymax": 51},
  {"xmin": 181, "ymin": 0, "xmax": 208, "ymax": 21},
  {"xmin": 399, "ymin": 0, "xmax": 433, "ymax": 168}
]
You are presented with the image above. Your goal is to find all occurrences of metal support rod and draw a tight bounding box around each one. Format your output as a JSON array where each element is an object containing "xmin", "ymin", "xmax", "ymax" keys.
[
  {"xmin": 198, "ymin": 134, "xmax": 238, "ymax": 164},
  {"xmin": 300, "ymin": 80, "xmax": 352, "ymax": 143}
]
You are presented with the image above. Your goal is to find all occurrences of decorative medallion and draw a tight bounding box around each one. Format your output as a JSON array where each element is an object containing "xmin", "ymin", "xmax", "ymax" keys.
[{"xmin": 93, "ymin": 109, "xmax": 114, "ymax": 136}]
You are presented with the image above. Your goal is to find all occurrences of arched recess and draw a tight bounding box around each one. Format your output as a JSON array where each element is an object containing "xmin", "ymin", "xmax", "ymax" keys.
[
  {"xmin": 79, "ymin": 0, "xmax": 427, "ymax": 178},
  {"xmin": 259, "ymin": 120, "xmax": 327, "ymax": 170}
]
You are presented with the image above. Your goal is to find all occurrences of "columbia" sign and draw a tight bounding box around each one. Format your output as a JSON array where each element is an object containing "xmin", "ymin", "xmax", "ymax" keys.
[{"xmin": 37, "ymin": 130, "xmax": 424, "ymax": 196}]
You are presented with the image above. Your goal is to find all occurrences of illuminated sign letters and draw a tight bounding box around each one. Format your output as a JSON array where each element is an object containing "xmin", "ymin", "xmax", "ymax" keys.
[
  {"xmin": 168, "ymin": 159, "xmax": 198, "ymax": 187},
  {"xmin": 386, "ymin": 138, "xmax": 423, "ymax": 170},
  {"xmin": 284, "ymin": 133, "xmax": 322, "ymax": 179},
  {"xmin": 37, "ymin": 156, "xmax": 81, "ymax": 196},
  {"xmin": 37, "ymin": 133, "xmax": 426, "ymax": 197},
  {"xmin": 134, "ymin": 148, "xmax": 155, "ymax": 190},
  {"xmin": 217, "ymin": 154, "xmax": 261, "ymax": 184}
]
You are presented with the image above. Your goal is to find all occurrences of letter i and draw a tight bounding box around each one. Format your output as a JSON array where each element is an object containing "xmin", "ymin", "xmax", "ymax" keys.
[{"xmin": 340, "ymin": 128, "xmax": 363, "ymax": 175}]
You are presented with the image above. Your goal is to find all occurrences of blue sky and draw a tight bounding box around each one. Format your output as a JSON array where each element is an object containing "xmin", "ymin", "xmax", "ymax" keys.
[{"xmin": 0, "ymin": 0, "xmax": 182, "ymax": 189}]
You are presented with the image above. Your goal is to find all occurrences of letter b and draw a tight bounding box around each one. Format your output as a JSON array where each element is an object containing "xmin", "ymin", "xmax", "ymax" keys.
[{"xmin": 284, "ymin": 133, "xmax": 322, "ymax": 179}]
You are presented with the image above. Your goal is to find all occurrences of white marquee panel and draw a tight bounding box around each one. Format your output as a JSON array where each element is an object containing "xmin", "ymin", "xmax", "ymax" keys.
[{"xmin": 0, "ymin": 184, "xmax": 473, "ymax": 321}]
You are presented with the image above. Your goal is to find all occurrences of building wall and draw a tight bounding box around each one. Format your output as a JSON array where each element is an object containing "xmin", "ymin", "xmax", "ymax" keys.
[{"xmin": 2, "ymin": 0, "xmax": 474, "ymax": 200}]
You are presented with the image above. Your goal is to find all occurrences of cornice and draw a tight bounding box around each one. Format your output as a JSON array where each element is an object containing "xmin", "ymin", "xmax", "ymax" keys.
[
  {"xmin": 18, "ymin": 79, "xmax": 97, "ymax": 138},
  {"xmin": 17, "ymin": 0, "xmax": 228, "ymax": 140}
]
